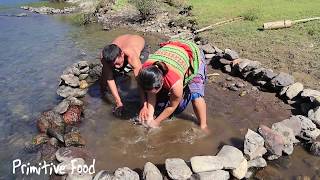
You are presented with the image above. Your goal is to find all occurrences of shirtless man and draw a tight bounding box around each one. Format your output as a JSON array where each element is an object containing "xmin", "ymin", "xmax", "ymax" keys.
[{"xmin": 100, "ymin": 34, "xmax": 149, "ymax": 116}]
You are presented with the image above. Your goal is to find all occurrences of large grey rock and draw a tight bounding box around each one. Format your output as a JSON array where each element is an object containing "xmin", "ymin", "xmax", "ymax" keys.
[
  {"xmin": 61, "ymin": 74, "xmax": 80, "ymax": 87},
  {"xmin": 242, "ymin": 61, "xmax": 261, "ymax": 72},
  {"xmin": 67, "ymin": 96, "xmax": 84, "ymax": 106},
  {"xmin": 293, "ymin": 115, "xmax": 320, "ymax": 141},
  {"xmin": 53, "ymin": 99, "xmax": 70, "ymax": 114},
  {"xmin": 301, "ymin": 89, "xmax": 320, "ymax": 101},
  {"xmin": 231, "ymin": 159, "xmax": 247, "ymax": 179},
  {"xmin": 285, "ymin": 82, "xmax": 304, "ymax": 99},
  {"xmin": 261, "ymin": 68, "xmax": 277, "ymax": 81},
  {"xmin": 78, "ymin": 61, "xmax": 89, "ymax": 69},
  {"xmin": 224, "ymin": 48, "xmax": 239, "ymax": 60},
  {"xmin": 143, "ymin": 162, "xmax": 162, "ymax": 180},
  {"xmin": 80, "ymin": 66, "xmax": 90, "ymax": 74},
  {"xmin": 89, "ymin": 65, "xmax": 102, "ymax": 80},
  {"xmin": 271, "ymin": 122, "xmax": 299, "ymax": 155},
  {"xmin": 63, "ymin": 66, "xmax": 81, "ymax": 76},
  {"xmin": 235, "ymin": 59, "xmax": 252, "ymax": 72},
  {"xmin": 247, "ymin": 157, "xmax": 267, "ymax": 168},
  {"xmin": 258, "ymin": 125, "xmax": 285, "ymax": 160},
  {"xmin": 190, "ymin": 156, "xmax": 224, "ymax": 173},
  {"xmin": 244, "ymin": 129, "xmax": 267, "ymax": 160},
  {"xmin": 57, "ymin": 158, "xmax": 85, "ymax": 175},
  {"xmin": 79, "ymin": 73, "xmax": 89, "ymax": 80},
  {"xmin": 270, "ymin": 72, "xmax": 294, "ymax": 88},
  {"xmin": 196, "ymin": 170, "xmax": 230, "ymax": 180},
  {"xmin": 216, "ymin": 145, "xmax": 244, "ymax": 169},
  {"xmin": 165, "ymin": 158, "xmax": 192, "ymax": 180},
  {"xmin": 93, "ymin": 170, "xmax": 115, "ymax": 180},
  {"xmin": 57, "ymin": 86, "xmax": 87, "ymax": 98},
  {"xmin": 114, "ymin": 167, "xmax": 139, "ymax": 180},
  {"xmin": 201, "ymin": 44, "xmax": 216, "ymax": 54},
  {"xmin": 308, "ymin": 107, "xmax": 320, "ymax": 126},
  {"xmin": 310, "ymin": 141, "xmax": 320, "ymax": 156}
]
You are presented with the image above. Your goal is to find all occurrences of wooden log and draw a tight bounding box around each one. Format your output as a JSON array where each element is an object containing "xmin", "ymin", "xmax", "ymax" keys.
[{"xmin": 263, "ymin": 20, "xmax": 293, "ymax": 30}]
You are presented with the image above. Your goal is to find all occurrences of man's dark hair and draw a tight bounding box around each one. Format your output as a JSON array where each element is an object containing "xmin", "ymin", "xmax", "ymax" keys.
[{"xmin": 102, "ymin": 44, "xmax": 122, "ymax": 63}]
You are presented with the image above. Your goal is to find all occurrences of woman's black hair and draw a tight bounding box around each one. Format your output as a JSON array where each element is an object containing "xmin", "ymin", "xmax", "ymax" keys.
[
  {"xmin": 102, "ymin": 44, "xmax": 122, "ymax": 63},
  {"xmin": 138, "ymin": 61, "xmax": 168, "ymax": 91}
]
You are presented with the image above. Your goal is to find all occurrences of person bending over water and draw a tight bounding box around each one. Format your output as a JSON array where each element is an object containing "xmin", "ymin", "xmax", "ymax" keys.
[
  {"xmin": 137, "ymin": 39, "xmax": 209, "ymax": 132},
  {"xmin": 100, "ymin": 34, "xmax": 149, "ymax": 116}
]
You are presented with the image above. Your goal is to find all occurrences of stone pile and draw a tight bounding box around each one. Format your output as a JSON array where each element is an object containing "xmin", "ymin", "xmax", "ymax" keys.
[{"xmin": 21, "ymin": 6, "xmax": 76, "ymax": 14}]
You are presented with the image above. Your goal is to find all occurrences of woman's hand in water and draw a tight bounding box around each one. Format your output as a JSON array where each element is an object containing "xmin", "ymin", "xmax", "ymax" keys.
[
  {"xmin": 139, "ymin": 105, "xmax": 149, "ymax": 122},
  {"xmin": 113, "ymin": 103, "xmax": 125, "ymax": 117}
]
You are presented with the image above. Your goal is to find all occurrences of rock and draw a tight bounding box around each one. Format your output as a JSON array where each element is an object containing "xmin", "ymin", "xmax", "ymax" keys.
[
  {"xmin": 55, "ymin": 147, "xmax": 92, "ymax": 162},
  {"xmin": 32, "ymin": 133, "xmax": 49, "ymax": 145},
  {"xmin": 259, "ymin": 68, "xmax": 277, "ymax": 81},
  {"xmin": 49, "ymin": 137, "xmax": 59, "ymax": 147},
  {"xmin": 295, "ymin": 176, "xmax": 311, "ymax": 180},
  {"xmin": 224, "ymin": 48, "xmax": 239, "ymax": 60},
  {"xmin": 196, "ymin": 170, "xmax": 230, "ymax": 180},
  {"xmin": 114, "ymin": 167, "xmax": 139, "ymax": 180},
  {"xmin": 271, "ymin": 122, "xmax": 298, "ymax": 155},
  {"xmin": 40, "ymin": 143, "xmax": 58, "ymax": 162},
  {"xmin": 242, "ymin": 61, "xmax": 261, "ymax": 72},
  {"xmin": 258, "ymin": 125, "xmax": 284, "ymax": 160},
  {"xmin": 89, "ymin": 65, "xmax": 102, "ymax": 80},
  {"xmin": 63, "ymin": 105, "xmax": 82, "ymax": 125},
  {"xmin": 205, "ymin": 53, "xmax": 215, "ymax": 59},
  {"xmin": 308, "ymin": 107, "xmax": 320, "ymax": 126},
  {"xmin": 270, "ymin": 72, "xmax": 294, "ymax": 89},
  {"xmin": 248, "ymin": 157, "xmax": 267, "ymax": 168},
  {"xmin": 301, "ymin": 89, "xmax": 320, "ymax": 102},
  {"xmin": 235, "ymin": 82, "xmax": 245, "ymax": 88},
  {"xmin": 93, "ymin": 170, "xmax": 115, "ymax": 180},
  {"xmin": 228, "ymin": 84, "xmax": 239, "ymax": 91},
  {"xmin": 165, "ymin": 158, "xmax": 192, "ymax": 180},
  {"xmin": 279, "ymin": 118, "xmax": 302, "ymax": 136},
  {"xmin": 78, "ymin": 61, "xmax": 89, "ymax": 69},
  {"xmin": 244, "ymin": 129, "xmax": 267, "ymax": 160},
  {"xmin": 37, "ymin": 111, "xmax": 64, "ymax": 133},
  {"xmin": 57, "ymin": 158, "xmax": 85, "ymax": 175},
  {"xmin": 293, "ymin": 115, "xmax": 320, "ymax": 141},
  {"xmin": 201, "ymin": 44, "xmax": 216, "ymax": 54},
  {"xmin": 79, "ymin": 74, "xmax": 89, "ymax": 80},
  {"xmin": 256, "ymin": 81, "xmax": 267, "ymax": 86},
  {"xmin": 47, "ymin": 128, "xmax": 65, "ymax": 143},
  {"xmin": 143, "ymin": 162, "xmax": 162, "ymax": 180},
  {"xmin": 245, "ymin": 170, "xmax": 254, "ymax": 179},
  {"xmin": 80, "ymin": 66, "xmax": 90, "ymax": 74},
  {"xmin": 63, "ymin": 66, "xmax": 81, "ymax": 76},
  {"xmin": 285, "ymin": 82, "xmax": 304, "ymax": 99},
  {"xmin": 231, "ymin": 159, "xmax": 247, "ymax": 179},
  {"xmin": 67, "ymin": 97, "xmax": 84, "ymax": 106},
  {"xmin": 57, "ymin": 86, "xmax": 87, "ymax": 98},
  {"xmin": 64, "ymin": 131, "xmax": 85, "ymax": 147},
  {"xmin": 235, "ymin": 59, "xmax": 251, "ymax": 72},
  {"xmin": 280, "ymin": 86, "xmax": 290, "ymax": 96},
  {"xmin": 190, "ymin": 156, "xmax": 224, "ymax": 173},
  {"xmin": 79, "ymin": 80, "xmax": 89, "ymax": 89},
  {"xmin": 54, "ymin": 99, "xmax": 70, "ymax": 114},
  {"xmin": 310, "ymin": 142, "xmax": 320, "ymax": 156},
  {"xmin": 223, "ymin": 65, "xmax": 232, "ymax": 73},
  {"xmin": 216, "ymin": 145, "xmax": 244, "ymax": 169},
  {"xmin": 219, "ymin": 58, "xmax": 232, "ymax": 65},
  {"xmin": 61, "ymin": 74, "xmax": 80, "ymax": 87},
  {"xmin": 66, "ymin": 171, "xmax": 92, "ymax": 180}
]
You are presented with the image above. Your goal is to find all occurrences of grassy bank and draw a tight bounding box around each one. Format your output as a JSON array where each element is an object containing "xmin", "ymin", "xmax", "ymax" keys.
[{"xmin": 189, "ymin": 0, "xmax": 320, "ymax": 89}]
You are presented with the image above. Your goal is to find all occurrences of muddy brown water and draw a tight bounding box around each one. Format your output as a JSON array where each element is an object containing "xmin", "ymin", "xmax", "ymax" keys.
[{"xmin": 81, "ymin": 68, "xmax": 319, "ymax": 179}]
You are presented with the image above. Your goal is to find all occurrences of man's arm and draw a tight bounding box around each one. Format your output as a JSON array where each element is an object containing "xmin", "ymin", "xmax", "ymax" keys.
[{"xmin": 126, "ymin": 51, "xmax": 142, "ymax": 77}]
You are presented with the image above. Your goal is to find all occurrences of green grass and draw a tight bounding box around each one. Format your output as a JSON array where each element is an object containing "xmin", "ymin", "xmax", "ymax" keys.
[
  {"xmin": 188, "ymin": 0, "xmax": 320, "ymax": 89},
  {"xmin": 24, "ymin": 1, "xmax": 74, "ymax": 9},
  {"xmin": 113, "ymin": 0, "xmax": 128, "ymax": 10}
]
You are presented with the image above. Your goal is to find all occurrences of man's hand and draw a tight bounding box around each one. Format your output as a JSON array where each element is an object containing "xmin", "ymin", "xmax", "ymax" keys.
[{"xmin": 113, "ymin": 103, "xmax": 125, "ymax": 117}]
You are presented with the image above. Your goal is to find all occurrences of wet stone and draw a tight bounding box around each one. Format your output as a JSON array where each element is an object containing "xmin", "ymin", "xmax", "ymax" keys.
[
  {"xmin": 64, "ymin": 131, "xmax": 85, "ymax": 147},
  {"xmin": 80, "ymin": 66, "xmax": 90, "ymax": 74},
  {"xmin": 32, "ymin": 133, "xmax": 49, "ymax": 145},
  {"xmin": 114, "ymin": 167, "xmax": 139, "ymax": 180},
  {"xmin": 61, "ymin": 74, "xmax": 80, "ymax": 87},
  {"xmin": 47, "ymin": 128, "xmax": 65, "ymax": 143},
  {"xmin": 224, "ymin": 48, "xmax": 239, "ymax": 60},
  {"xmin": 57, "ymin": 85, "xmax": 87, "ymax": 98},
  {"xmin": 244, "ymin": 129, "xmax": 267, "ymax": 160},
  {"xmin": 57, "ymin": 158, "xmax": 85, "ymax": 175},
  {"xmin": 63, "ymin": 105, "xmax": 83, "ymax": 125},
  {"xmin": 79, "ymin": 73, "xmax": 89, "ymax": 80},
  {"xmin": 310, "ymin": 141, "xmax": 320, "ymax": 156},
  {"xmin": 293, "ymin": 115, "xmax": 320, "ymax": 141},
  {"xmin": 78, "ymin": 61, "xmax": 89, "ymax": 69},
  {"xmin": 280, "ymin": 117, "xmax": 302, "ymax": 136},
  {"xmin": 66, "ymin": 171, "xmax": 92, "ymax": 180},
  {"xmin": 49, "ymin": 137, "xmax": 59, "ymax": 147},
  {"xmin": 93, "ymin": 170, "xmax": 115, "ymax": 180},
  {"xmin": 67, "ymin": 96, "xmax": 84, "ymax": 106},
  {"xmin": 258, "ymin": 125, "xmax": 284, "ymax": 160},
  {"xmin": 196, "ymin": 170, "xmax": 230, "ymax": 180},
  {"xmin": 295, "ymin": 176, "xmax": 311, "ymax": 180},
  {"xmin": 165, "ymin": 158, "xmax": 192, "ymax": 180},
  {"xmin": 254, "ymin": 165, "xmax": 283, "ymax": 180},
  {"xmin": 271, "ymin": 122, "xmax": 298, "ymax": 155},
  {"xmin": 190, "ymin": 156, "xmax": 224, "ymax": 173},
  {"xmin": 37, "ymin": 111, "xmax": 64, "ymax": 133},
  {"xmin": 143, "ymin": 162, "xmax": 162, "ymax": 180},
  {"xmin": 79, "ymin": 80, "xmax": 89, "ymax": 89},
  {"xmin": 53, "ymin": 99, "xmax": 70, "ymax": 114},
  {"xmin": 216, "ymin": 145, "xmax": 244, "ymax": 169},
  {"xmin": 40, "ymin": 143, "xmax": 58, "ymax": 162},
  {"xmin": 55, "ymin": 147, "xmax": 92, "ymax": 162},
  {"xmin": 63, "ymin": 66, "xmax": 81, "ymax": 76}
]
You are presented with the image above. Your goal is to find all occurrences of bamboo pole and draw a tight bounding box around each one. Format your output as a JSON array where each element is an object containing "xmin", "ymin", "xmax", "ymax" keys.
[{"xmin": 263, "ymin": 17, "xmax": 320, "ymax": 30}]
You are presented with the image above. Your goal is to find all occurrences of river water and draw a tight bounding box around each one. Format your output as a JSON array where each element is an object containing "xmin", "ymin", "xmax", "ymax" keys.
[{"xmin": 0, "ymin": 0, "xmax": 319, "ymax": 179}]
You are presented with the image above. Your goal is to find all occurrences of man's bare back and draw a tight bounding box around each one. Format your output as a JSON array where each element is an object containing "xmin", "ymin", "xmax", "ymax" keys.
[{"xmin": 112, "ymin": 34, "xmax": 145, "ymax": 58}]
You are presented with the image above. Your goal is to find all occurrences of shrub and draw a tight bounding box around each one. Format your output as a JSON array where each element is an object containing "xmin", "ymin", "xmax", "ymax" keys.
[
  {"xmin": 129, "ymin": 0, "xmax": 156, "ymax": 20},
  {"xmin": 241, "ymin": 8, "xmax": 260, "ymax": 21}
]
